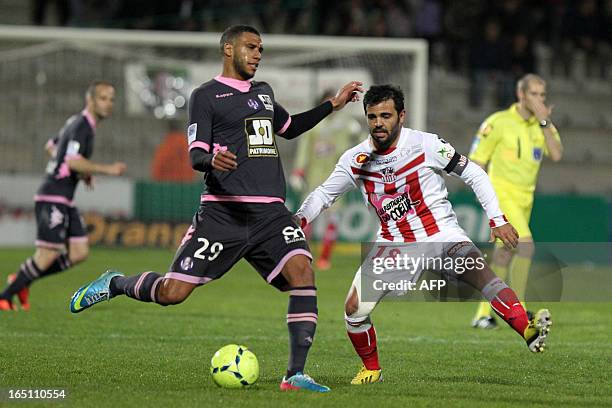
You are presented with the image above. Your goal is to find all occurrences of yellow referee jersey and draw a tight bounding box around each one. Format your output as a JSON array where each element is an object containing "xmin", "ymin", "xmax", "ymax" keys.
[{"xmin": 469, "ymin": 103, "xmax": 561, "ymax": 194}]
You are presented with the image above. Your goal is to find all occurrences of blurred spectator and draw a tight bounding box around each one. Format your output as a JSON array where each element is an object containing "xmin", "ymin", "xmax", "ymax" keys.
[
  {"xmin": 32, "ymin": 0, "xmax": 70, "ymax": 26},
  {"xmin": 151, "ymin": 121, "xmax": 196, "ymax": 182},
  {"xmin": 561, "ymin": 0, "xmax": 609, "ymax": 78},
  {"xmin": 509, "ymin": 33, "xmax": 535, "ymax": 78},
  {"xmin": 468, "ymin": 19, "xmax": 512, "ymax": 108},
  {"xmin": 443, "ymin": 0, "xmax": 487, "ymax": 72},
  {"xmin": 414, "ymin": 0, "xmax": 443, "ymax": 64},
  {"xmin": 385, "ymin": 0, "xmax": 413, "ymax": 37}
]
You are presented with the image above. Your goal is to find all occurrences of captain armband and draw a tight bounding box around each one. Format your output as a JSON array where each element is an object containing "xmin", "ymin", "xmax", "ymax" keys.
[{"xmin": 443, "ymin": 152, "xmax": 469, "ymax": 176}]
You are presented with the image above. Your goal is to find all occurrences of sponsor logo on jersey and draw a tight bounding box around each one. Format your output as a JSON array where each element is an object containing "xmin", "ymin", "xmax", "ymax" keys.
[
  {"xmin": 437, "ymin": 145, "xmax": 455, "ymax": 160},
  {"xmin": 373, "ymin": 155, "xmax": 398, "ymax": 166},
  {"xmin": 258, "ymin": 94, "xmax": 274, "ymax": 111},
  {"xmin": 282, "ymin": 226, "xmax": 306, "ymax": 244},
  {"xmin": 353, "ymin": 152, "xmax": 370, "ymax": 165},
  {"xmin": 247, "ymin": 99, "xmax": 260, "ymax": 110},
  {"xmin": 245, "ymin": 118, "xmax": 278, "ymax": 157},
  {"xmin": 372, "ymin": 192, "xmax": 420, "ymax": 223},
  {"xmin": 215, "ymin": 92, "xmax": 234, "ymax": 98}
]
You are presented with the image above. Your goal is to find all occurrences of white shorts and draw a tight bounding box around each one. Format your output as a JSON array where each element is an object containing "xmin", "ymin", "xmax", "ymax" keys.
[{"xmin": 351, "ymin": 227, "xmax": 482, "ymax": 306}]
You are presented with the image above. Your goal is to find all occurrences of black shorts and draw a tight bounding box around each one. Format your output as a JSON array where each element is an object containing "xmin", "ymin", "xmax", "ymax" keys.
[
  {"xmin": 35, "ymin": 201, "xmax": 87, "ymax": 249},
  {"xmin": 168, "ymin": 202, "xmax": 311, "ymax": 290}
]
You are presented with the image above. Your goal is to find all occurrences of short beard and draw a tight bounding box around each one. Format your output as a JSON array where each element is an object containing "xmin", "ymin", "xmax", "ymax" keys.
[
  {"xmin": 373, "ymin": 126, "xmax": 400, "ymax": 151},
  {"xmin": 233, "ymin": 57, "xmax": 254, "ymax": 80}
]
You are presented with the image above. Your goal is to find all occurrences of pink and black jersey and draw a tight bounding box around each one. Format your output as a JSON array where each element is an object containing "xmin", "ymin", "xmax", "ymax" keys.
[
  {"xmin": 36, "ymin": 110, "xmax": 96, "ymax": 205},
  {"xmin": 297, "ymin": 128, "xmax": 508, "ymax": 242},
  {"xmin": 188, "ymin": 75, "xmax": 293, "ymax": 203}
]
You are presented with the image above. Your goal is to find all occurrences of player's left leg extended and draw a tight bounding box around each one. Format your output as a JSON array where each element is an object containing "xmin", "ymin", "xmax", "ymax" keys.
[{"xmin": 461, "ymin": 251, "xmax": 551, "ymax": 353}]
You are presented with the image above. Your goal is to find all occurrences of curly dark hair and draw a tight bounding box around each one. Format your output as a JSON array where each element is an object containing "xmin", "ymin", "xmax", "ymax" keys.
[{"xmin": 363, "ymin": 85, "xmax": 404, "ymax": 113}]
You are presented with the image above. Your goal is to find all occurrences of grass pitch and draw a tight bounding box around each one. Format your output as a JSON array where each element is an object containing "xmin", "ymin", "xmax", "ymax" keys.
[{"xmin": 1, "ymin": 247, "xmax": 611, "ymax": 407}]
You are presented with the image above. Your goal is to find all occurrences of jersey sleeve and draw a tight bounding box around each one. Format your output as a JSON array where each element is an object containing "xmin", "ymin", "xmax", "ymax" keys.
[
  {"xmin": 469, "ymin": 117, "xmax": 499, "ymax": 166},
  {"xmin": 66, "ymin": 122, "xmax": 93, "ymax": 160},
  {"xmin": 296, "ymin": 150, "xmax": 357, "ymax": 224},
  {"xmin": 187, "ymin": 88, "xmax": 213, "ymax": 153},
  {"xmin": 423, "ymin": 132, "xmax": 458, "ymax": 171},
  {"xmin": 272, "ymin": 99, "xmax": 291, "ymax": 136}
]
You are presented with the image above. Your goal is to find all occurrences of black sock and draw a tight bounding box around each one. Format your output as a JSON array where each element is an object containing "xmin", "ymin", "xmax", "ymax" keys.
[
  {"xmin": 39, "ymin": 253, "xmax": 72, "ymax": 278},
  {"xmin": 110, "ymin": 272, "xmax": 163, "ymax": 303},
  {"xmin": 286, "ymin": 286, "xmax": 318, "ymax": 378},
  {"xmin": 0, "ymin": 258, "xmax": 40, "ymax": 300}
]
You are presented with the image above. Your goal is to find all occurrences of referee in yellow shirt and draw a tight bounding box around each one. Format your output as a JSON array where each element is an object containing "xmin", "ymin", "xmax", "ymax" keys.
[{"xmin": 469, "ymin": 73, "xmax": 563, "ymax": 329}]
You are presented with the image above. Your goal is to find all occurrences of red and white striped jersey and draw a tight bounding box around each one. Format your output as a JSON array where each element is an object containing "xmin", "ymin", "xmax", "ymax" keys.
[{"xmin": 297, "ymin": 127, "xmax": 507, "ymax": 242}]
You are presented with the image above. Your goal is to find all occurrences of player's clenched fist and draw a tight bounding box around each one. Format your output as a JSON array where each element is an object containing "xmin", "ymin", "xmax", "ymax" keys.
[
  {"xmin": 108, "ymin": 162, "xmax": 127, "ymax": 176},
  {"xmin": 212, "ymin": 150, "xmax": 238, "ymax": 171}
]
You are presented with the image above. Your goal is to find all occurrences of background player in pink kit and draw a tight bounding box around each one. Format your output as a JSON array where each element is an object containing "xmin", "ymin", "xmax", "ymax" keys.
[
  {"xmin": 295, "ymin": 85, "xmax": 552, "ymax": 385},
  {"xmin": 0, "ymin": 81, "xmax": 126, "ymax": 312}
]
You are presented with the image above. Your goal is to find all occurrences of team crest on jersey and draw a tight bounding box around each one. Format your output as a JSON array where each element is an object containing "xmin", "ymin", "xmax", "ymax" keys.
[
  {"xmin": 258, "ymin": 94, "xmax": 274, "ymax": 111},
  {"xmin": 180, "ymin": 257, "xmax": 194, "ymax": 271},
  {"xmin": 353, "ymin": 152, "xmax": 370, "ymax": 166},
  {"xmin": 371, "ymin": 192, "xmax": 420, "ymax": 223},
  {"xmin": 381, "ymin": 167, "xmax": 396, "ymax": 183},
  {"xmin": 533, "ymin": 147, "xmax": 543, "ymax": 161},
  {"xmin": 247, "ymin": 99, "xmax": 260, "ymax": 110}
]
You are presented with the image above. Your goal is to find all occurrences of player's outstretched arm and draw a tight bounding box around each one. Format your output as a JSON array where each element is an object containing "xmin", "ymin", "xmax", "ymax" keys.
[
  {"xmin": 278, "ymin": 81, "xmax": 364, "ymax": 140},
  {"xmin": 328, "ymin": 81, "xmax": 364, "ymax": 111},
  {"xmin": 67, "ymin": 157, "xmax": 126, "ymax": 176},
  {"xmin": 295, "ymin": 156, "xmax": 356, "ymax": 227}
]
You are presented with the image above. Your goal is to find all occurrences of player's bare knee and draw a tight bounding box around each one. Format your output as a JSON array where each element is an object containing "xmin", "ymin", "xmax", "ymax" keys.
[
  {"xmin": 156, "ymin": 279, "xmax": 192, "ymax": 306},
  {"xmin": 282, "ymin": 256, "xmax": 314, "ymax": 287},
  {"xmin": 69, "ymin": 248, "xmax": 89, "ymax": 264},
  {"xmin": 344, "ymin": 287, "xmax": 359, "ymax": 316},
  {"xmin": 156, "ymin": 287, "xmax": 187, "ymax": 306},
  {"xmin": 34, "ymin": 248, "xmax": 60, "ymax": 270}
]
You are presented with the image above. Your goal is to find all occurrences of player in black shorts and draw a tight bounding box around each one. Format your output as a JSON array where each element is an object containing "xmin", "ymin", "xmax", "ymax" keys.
[
  {"xmin": 0, "ymin": 81, "xmax": 126, "ymax": 312},
  {"xmin": 70, "ymin": 25, "xmax": 363, "ymax": 392}
]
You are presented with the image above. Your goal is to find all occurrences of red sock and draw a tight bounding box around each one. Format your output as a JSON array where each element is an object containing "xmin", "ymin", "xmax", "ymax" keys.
[
  {"xmin": 319, "ymin": 221, "xmax": 337, "ymax": 262},
  {"xmin": 490, "ymin": 287, "xmax": 529, "ymax": 335},
  {"xmin": 347, "ymin": 325, "xmax": 380, "ymax": 370}
]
